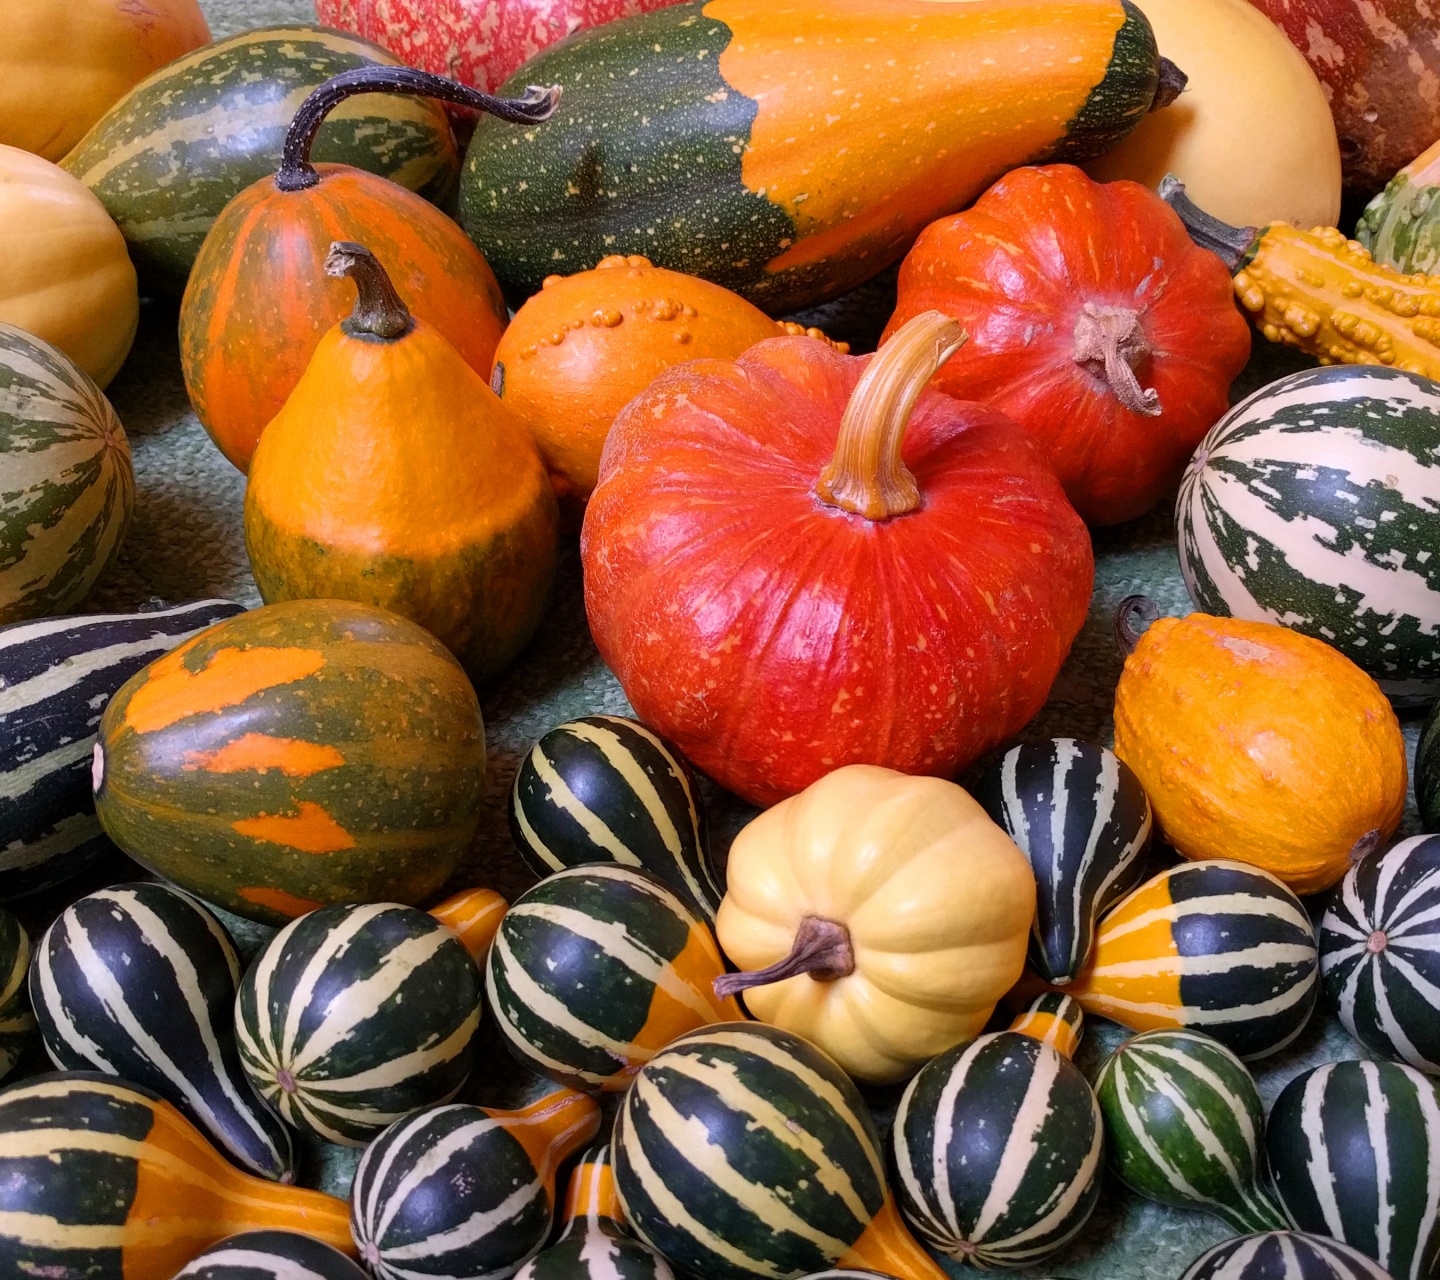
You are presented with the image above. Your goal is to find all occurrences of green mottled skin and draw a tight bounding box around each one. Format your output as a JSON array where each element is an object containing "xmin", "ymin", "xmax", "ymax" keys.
[
  {"xmin": 1358, "ymin": 171, "xmax": 1440, "ymax": 275},
  {"xmin": 1418, "ymin": 704, "xmax": 1440, "ymax": 832}
]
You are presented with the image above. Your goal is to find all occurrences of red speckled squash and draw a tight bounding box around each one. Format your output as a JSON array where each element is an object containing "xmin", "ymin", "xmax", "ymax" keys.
[
  {"xmin": 884, "ymin": 165, "xmax": 1251, "ymax": 526},
  {"xmin": 581, "ymin": 312, "xmax": 1094, "ymax": 807}
]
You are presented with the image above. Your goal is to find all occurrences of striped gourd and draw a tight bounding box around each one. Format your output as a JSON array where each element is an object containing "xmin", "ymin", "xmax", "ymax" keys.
[
  {"xmin": 1419, "ymin": 703, "xmax": 1440, "ymax": 832},
  {"xmin": 516, "ymin": 1144, "xmax": 677, "ymax": 1280},
  {"xmin": 236, "ymin": 902, "xmax": 482, "ymax": 1146},
  {"xmin": 61, "ymin": 27, "xmax": 457, "ymax": 296},
  {"xmin": 1182, "ymin": 1233, "xmax": 1399, "ymax": 1280},
  {"xmin": 173, "ymin": 1231, "xmax": 368, "ymax": 1280},
  {"xmin": 613, "ymin": 1022, "xmax": 948, "ymax": 1280},
  {"xmin": 1094, "ymin": 1028, "xmax": 1285, "ymax": 1232},
  {"xmin": 975, "ymin": 737, "xmax": 1151, "ymax": 984},
  {"xmin": 30, "ymin": 882, "xmax": 295, "ymax": 1182},
  {"xmin": 0, "ymin": 323, "xmax": 133, "ymax": 628},
  {"xmin": 1177, "ymin": 364, "xmax": 1440, "ymax": 705},
  {"xmin": 0, "ymin": 1073, "xmax": 352, "ymax": 1280},
  {"xmin": 0, "ymin": 598, "xmax": 243, "ymax": 899},
  {"xmin": 1065, "ymin": 859, "xmax": 1320, "ymax": 1059},
  {"xmin": 0, "ymin": 905, "xmax": 34, "ymax": 1081},
  {"xmin": 485, "ymin": 865, "xmax": 742, "ymax": 1091},
  {"xmin": 891, "ymin": 1029, "xmax": 1103, "ymax": 1267},
  {"xmin": 430, "ymin": 885, "xmax": 509, "ymax": 965},
  {"xmin": 351, "ymin": 1087, "xmax": 602, "ymax": 1280},
  {"xmin": 1267, "ymin": 1059, "xmax": 1440, "ymax": 1280},
  {"xmin": 1008, "ymin": 991, "xmax": 1086, "ymax": 1061},
  {"xmin": 510, "ymin": 715, "xmax": 721, "ymax": 920},
  {"xmin": 1321, "ymin": 834, "xmax": 1440, "ymax": 1073},
  {"xmin": 92, "ymin": 598, "xmax": 487, "ymax": 925}
]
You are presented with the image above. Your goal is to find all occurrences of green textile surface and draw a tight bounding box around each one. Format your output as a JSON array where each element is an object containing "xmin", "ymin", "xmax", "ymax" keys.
[{"xmin": 6, "ymin": 2, "xmax": 1422, "ymax": 1276}]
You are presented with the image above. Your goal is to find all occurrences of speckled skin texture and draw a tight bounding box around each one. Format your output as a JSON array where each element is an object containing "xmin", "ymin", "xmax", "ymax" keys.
[{"xmin": 5, "ymin": 2, "xmax": 1425, "ymax": 1275}]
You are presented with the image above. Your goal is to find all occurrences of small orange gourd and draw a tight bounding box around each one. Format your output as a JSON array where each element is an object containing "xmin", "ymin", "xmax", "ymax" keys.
[{"xmin": 244, "ymin": 242, "xmax": 558, "ymax": 682}]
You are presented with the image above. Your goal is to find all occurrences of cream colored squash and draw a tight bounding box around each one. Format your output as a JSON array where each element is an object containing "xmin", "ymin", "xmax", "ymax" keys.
[
  {"xmin": 1085, "ymin": 0, "xmax": 1341, "ymax": 230},
  {"xmin": 0, "ymin": 146, "xmax": 138, "ymax": 388},
  {"xmin": 0, "ymin": 0, "xmax": 210, "ymax": 161},
  {"xmin": 713, "ymin": 764, "xmax": 1036, "ymax": 1084}
]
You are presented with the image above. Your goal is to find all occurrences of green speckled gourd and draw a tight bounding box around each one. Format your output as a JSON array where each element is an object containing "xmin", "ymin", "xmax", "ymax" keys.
[{"xmin": 1358, "ymin": 138, "xmax": 1440, "ymax": 275}]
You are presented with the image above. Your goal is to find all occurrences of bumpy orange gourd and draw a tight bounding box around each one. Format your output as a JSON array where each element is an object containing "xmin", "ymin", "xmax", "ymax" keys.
[
  {"xmin": 492, "ymin": 254, "xmax": 846, "ymax": 502},
  {"xmin": 244, "ymin": 242, "xmax": 558, "ymax": 682},
  {"xmin": 1112, "ymin": 603, "xmax": 1407, "ymax": 894}
]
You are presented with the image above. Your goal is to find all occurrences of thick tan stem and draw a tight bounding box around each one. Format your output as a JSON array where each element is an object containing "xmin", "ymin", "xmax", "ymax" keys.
[
  {"xmin": 1073, "ymin": 302, "xmax": 1161, "ymax": 416},
  {"xmin": 713, "ymin": 916, "xmax": 855, "ymax": 999}
]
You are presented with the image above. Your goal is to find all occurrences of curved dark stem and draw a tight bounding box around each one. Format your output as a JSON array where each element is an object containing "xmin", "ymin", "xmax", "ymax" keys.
[
  {"xmin": 1158, "ymin": 175, "xmax": 1259, "ymax": 273},
  {"xmin": 325, "ymin": 241, "xmax": 412, "ymax": 341},
  {"xmin": 277, "ymin": 66, "xmax": 562, "ymax": 193},
  {"xmin": 1115, "ymin": 595, "xmax": 1160, "ymax": 657},
  {"xmin": 1150, "ymin": 58, "xmax": 1188, "ymax": 112},
  {"xmin": 713, "ymin": 916, "xmax": 854, "ymax": 999}
]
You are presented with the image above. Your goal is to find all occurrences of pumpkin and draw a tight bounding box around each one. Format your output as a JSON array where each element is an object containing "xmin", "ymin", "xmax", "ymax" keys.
[
  {"xmin": 711, "ymin": 764, "xmax": 1034, "ymax": 1084},
  {"xmin": 460, "ymin": 0, "xmax": 1176, "ymax": 312},
  {"xmin": 1112, "ymin": 600, "xmax": 1407, "ymax": 894},
  {"xmin": 1085, "ymin": 0, "xmax": 1341, "ymax": 229},
  {"xmin": 0, "ymin": 323, "xmax": 133, "ymax": 626},
  {"xmin": 883, "ymin": 164, "xmax": 1249, "ymax": 525},
  {"xmin": 244, "ymin": 243, "xmax": 557, "ymax": 680},
  {"xmin": 0, "ymin": 905, "xmax": 33, "ymax": 1082},
  {"xmin": 173, "ymin": 1231, "xmax": 368, "ymax": 1280},
  {"xmin": 581, "ymin": 314, "xmax": 1094, "ymax": 805},
  {"xmin": 429, "ymin": 885, "xmax": 508, "ymax": 966},
  {"xmin": 0, "ymin": 147, "xmax": 137, "ymax": 389},
  {"xmin": 30, "ymin": 882, "xmax": 295, "ymax": 1182},
  {"xmin": 0, "ymin": 1074, "xmax": 353, "ymax": 1278},
  {"xmin": 181, "ymin": 66, "xmax": 555, "ymax": 474},
  {"xmin": 1183, "ymin": 1234, "xmax": 1398, "ymax": 1280},
  {"xmin": 1358, "ymin": 137, "xmax": 1440, "ymax": 274},
  {"xmin": 0, "ymin": 0, "xmax": 209, "ymax": 161},
  {"xmin": 92, "ymin": 598, "xmax": 488, "ymax": 925},
  {"xmin": 350, "ymin": 1087, "xmax": 602, "ymax": 1280},
  {"xmin": 492, "ymin": 254, "xmax": 845, "ymax": 503}
]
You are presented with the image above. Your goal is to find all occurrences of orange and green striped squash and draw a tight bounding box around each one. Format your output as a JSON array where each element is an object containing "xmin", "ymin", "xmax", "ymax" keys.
[{"xmin": 91, "ymin": 598, "xmax": 487, "ymax": 926}]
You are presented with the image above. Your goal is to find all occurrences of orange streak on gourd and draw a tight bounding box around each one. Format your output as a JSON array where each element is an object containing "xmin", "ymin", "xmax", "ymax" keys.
[
  {"xmin": 124, "ymin": 645, "xmax": 325, "ymax": 734},
  {"xmin": 231, "ymin": 801, "xmax": 356, "ymax": 854},
  {"xmin": 430, "ymin": 887, "xmax": 508, "ymax": 964},
  {"xmin": 1065, "ymin": 875, "xmax": 1184, "ymax": 1026},
  {"xmin": 490, "ymin": 1089, "xmax": 602, "ymax": 1188},
  {"xmin": 838, "ymin": 1193, "xmax": 950, "ymax": 1280},
  {"xmin": 238, "ymin": 886, "xmax": 326, "ymax": 919},
  {"xmin": 630, "ymin": 927, "xmax": 745, "ymax": 1061},
  {"xmin": 183, "ymin": 733, "xmax": 345, "ymax": 777},
  {"xmin": 563, "ymin": 1157, "xmax": 626, "ymax": 1226}
]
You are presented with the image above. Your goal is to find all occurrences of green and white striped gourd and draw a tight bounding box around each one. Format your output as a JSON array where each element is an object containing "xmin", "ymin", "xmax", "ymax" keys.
[
  {"xmin": 891, "ymin": 1027, "xmax": 1103, "ymax": 1267},
  {"xmin": 0, "ymin": 905, "xmax": 34, "ymax": 1081},
  {"xmin": 350, "ymin": 1087, "xmax": 601, "ymax": 1280},
  {"xmin": 30, "ymin": 882, "xmax": 294, "ymax": 1181},
  {"xmin": 1418, "ymin": 703, "xmax": 1440, "ymax": 831},
  {"xmin": 172, "ymin": 1230, "xmax": 368, "ymax": 1279},
  {"xmin": 1267, "ymin": 1059, "xmax": 1440, "ymax": 1280},
  {"xmin": 0, "ymin": 323, "xmax": 133, "ymax": 627},
  {"xmin": 1321, "ymin": 833, "xmax": 1440, "ymax": 1073},
  {"xmin": 485, "ymin": 865, "xmax": 742, "ymax": 1091},
  {"xmin": 236, "ymin": 902, "xmax": 481, "ymax": 1146},
  {"xmin": 510, "ymin": 715, "xmax": 721, "ymax": 920},
  {"xmin": 975, "ymin": 737, "xmax": 1151, "ymax": 984},
  {"xmin": 1177, "ymin": 364, "xmax": 1440, "ymax": 704},
  {"xmin": 1094, "ymin": 1028, "xmax": 1285, "ymax": 1232},
  {"xmin": 1183, "ymin": 1233, "xmax": 1399, "ymax": 1280}
]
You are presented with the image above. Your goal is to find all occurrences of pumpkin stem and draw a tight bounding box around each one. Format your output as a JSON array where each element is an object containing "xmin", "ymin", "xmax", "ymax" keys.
[
  {"xmin": 1115, "ymin": 595, "xmax": 1160, "ymax": 656},
  {"xmin": 815, "ymin": 311, "xmax": 967, "ymax": 521},
  {"xmin": 713, "ymin": 915, "xmax": 855, "ymax": 999},
  {"xmin": 1150, "ymin": 58, "xmax": 1188, "ymax": 112},
  {"xmin": 325, "ymin": 242, "xmax": 413, "ymax": 341},
  {"xmin": 1073, "ymin": 303, "xmax": 1161, "ymax": 416},
  {"xmin": 1159, "ymin": 175, "xmax": 1260, "ymax": 273},
  {"xmin": 276, "ymin": 65, "xmax": 562, "ymax": 193}
]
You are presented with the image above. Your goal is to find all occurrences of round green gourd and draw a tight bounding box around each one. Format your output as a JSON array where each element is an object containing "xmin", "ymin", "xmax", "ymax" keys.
[
  {"xmin": 172, "ymin": 1230, "xmax": 368, "ymax": 1279},
  {"xmin": 1182, "ymin": 1232, "xmax": 1397, "ymax": 1280}
]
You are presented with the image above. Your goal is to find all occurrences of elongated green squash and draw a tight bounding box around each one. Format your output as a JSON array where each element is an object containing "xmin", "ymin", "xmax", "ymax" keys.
[{"xmin": 459, "ymin": 0, "xmax": 1174, "ymax": 312}]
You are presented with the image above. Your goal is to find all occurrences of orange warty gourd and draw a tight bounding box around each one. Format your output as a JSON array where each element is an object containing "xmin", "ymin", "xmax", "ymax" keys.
[
  {"xmin": 180, "ymin": 66, "xmax": 559, "ymax": 473},
  {"xmin": 492, "ymin": 254, "xmax": 847, "ymax": 503},
  {"xmin": 1112, "ymin": 599, "xmax": 1407, "ymax": 894},
  {"xmin": 244, "ymin": 242, "xmax": 559, "ymax": 682}
]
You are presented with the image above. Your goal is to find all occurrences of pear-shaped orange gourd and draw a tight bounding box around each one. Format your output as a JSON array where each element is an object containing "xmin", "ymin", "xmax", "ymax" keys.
[{"xmin": 244, "ymin": 241, "xmax": 559, "ymax": 682}]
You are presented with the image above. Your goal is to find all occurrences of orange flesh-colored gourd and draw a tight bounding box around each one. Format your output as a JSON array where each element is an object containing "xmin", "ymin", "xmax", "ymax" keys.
[{"xmin": 430, "ymin": 886, "xmax": 508, "ymax": 965}]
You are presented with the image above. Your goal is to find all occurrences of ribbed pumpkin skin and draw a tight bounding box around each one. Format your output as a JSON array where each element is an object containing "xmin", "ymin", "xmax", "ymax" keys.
[
  {"xmin": 1113, "ymin": 613, "xmax": 1407, "ymax": 894},
  {"xmin": 1322, "ymin": 834, "xmax": 1440, "ymax": 1073},
  {"xmin": 0, "ymin": 906, "xmax": 33, "ymax": 1082},
  {"xmin": 1267, "ymin": 1060, "xmax": 1440, "ymax": 1280},
  {"xmin": 509, "ymin": 716, "xmax": 720, "ymax": 920},
  {"xmin": 236, "ymin": 903, "xmax": 482, "ymax": 1146},
  {"xmin": 1094, "ymin": 1029, "xmax": 1284, "ymax": 1232},
  {"xmin": 890, "ymin": 1030, "xmax": 1103, "ymax": 1267},
  {"xmin": 0, "ymin": 323, "xmax": 133, "ymax": 626},
  {"xmin": 30, "ymin": 882, "xmax": 294, "ymax": 1182},
  {"xmin": 172, "ymin": 1230, "xmax": 368, "ymax": 1279},
  {"xmin": 181, "ymin": 167, "xmax": 508, "ymax": 473},
  {"xmin": 92, "ymin": 599, "xmax": 487, "ymax": 925},
  {"xmin": 1182, "ymin": 1232, "xmax": 1400, "ymax": 1280},
  {"xmin": 61, "ymin": 26, "xmax": 458, "ymax": 296},
  {"xmin": 975, "ymin": 737, "xmax": 1151, "ymax": 985},
  {"xmin": 0, "ymin": 599, "xmax": 244, "ymax": 900}
]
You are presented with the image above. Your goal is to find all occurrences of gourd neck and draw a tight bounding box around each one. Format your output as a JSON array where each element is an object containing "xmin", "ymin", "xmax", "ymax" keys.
[
  {"xmin": 1073, "ymin": 303, "xmax": 1160, "ymax": 416},
  {"xmin": 814, "ymin": 311, "xmax": 966, "ymax": 520},
  {"xmin": 713, "ymin": 915, "xmax": 855, "ymax": 999},
  {"xmin": 429, "ymin": 887, "xmax": 508, "ymax": 966},
  {"xmin": 1159, "ymin": 175, "xmax": 1261, "ymax": 274},
  {"xmin": 275, "ymin": 64, "xmax": 562, "ymax": 193},
  {"xmin": 486, "ymin": 1088, "xmax": 602, "ymax": 1187},
  {"xmin": 326, "ymin": 242, "xmax": 413, "ymax": 341},
  {"xmin": 556, "ymin": 1145, "xmax": 627, "ymax": 1242},
  {"xmin": 1007, "ymin": 993, "xmax": 1083, "ymax": 1061},
  {"xmin": 1114, "ymin": 594, "xmax": 1160, "ymax": 656}
]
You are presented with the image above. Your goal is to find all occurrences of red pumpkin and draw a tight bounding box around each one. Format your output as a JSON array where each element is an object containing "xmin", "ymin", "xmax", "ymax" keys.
[
  {"xmin": 581, "ymin": 312, "xmax": 1094, "ymax": 807},
  {"xmin": 884, "ymin": 165, "xmax": 1250, "ymax": 527}
]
